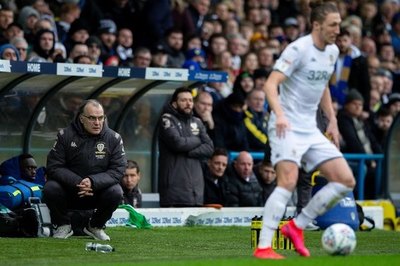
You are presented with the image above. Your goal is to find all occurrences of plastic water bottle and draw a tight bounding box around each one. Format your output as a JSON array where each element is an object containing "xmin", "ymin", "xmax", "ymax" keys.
[{"xmin": 85, "ymin": 242, "xmax": 115, "ymax": 253}]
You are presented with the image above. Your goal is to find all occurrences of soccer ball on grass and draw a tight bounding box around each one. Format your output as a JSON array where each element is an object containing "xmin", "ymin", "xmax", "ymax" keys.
[{"xmin": 321, "ymin": 223, "xmax": 357, "ymax": 256}]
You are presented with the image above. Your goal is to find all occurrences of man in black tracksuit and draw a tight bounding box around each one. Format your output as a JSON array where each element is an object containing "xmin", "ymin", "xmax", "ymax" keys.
[
  {"xmin": 43, "ymin": 99, "xmax": 126, "ymax": 240},
  {"xmin": 158, "ymin": 87, "xmax": 214, "ymax": 207}
]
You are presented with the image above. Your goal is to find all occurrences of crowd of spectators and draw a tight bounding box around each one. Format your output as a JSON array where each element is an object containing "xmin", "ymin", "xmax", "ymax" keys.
[
  {"xmin": 0, "ymin": 1, "xmax": 398, "ymax": 113},
  {"xmin": 2, "ymin": 1, "xmax": 397, "ymax": 119},
  {"xmin": 1, "ymin": 0, "xmax": 400, "ymax": 205},
  {"xmin": 0, "ymin": 1, "xmax": 395, "ymax": 74}
]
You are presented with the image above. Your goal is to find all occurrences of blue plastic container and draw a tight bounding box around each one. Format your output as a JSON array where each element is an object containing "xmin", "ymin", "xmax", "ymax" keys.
[{"xmin": 312, "ymin": 176, "xmax": 359, "ymax": 231}]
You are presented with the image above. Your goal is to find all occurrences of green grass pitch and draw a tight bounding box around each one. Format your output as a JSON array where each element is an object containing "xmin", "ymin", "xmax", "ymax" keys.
[{"xmin": 0, "ymin": 226, "xmax": 399, "ymax": 266}]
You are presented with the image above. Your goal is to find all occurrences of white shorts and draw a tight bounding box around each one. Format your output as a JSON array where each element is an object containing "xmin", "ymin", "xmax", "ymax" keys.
[{"xmin": 268, "ymin": 128, "xmax": 343, "ymax": 173}]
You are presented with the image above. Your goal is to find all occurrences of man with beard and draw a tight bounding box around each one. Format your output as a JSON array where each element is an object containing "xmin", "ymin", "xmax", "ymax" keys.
[
  {"xmin": 158, "ymin": 87, "xmax": 214, "ymax": 207},
  {"xmin": 97, "ymin": 19, "xmax": 117, "ymax": 63},
  {"xmin": 164, "ymin": 28, "xmax": 185, "ymax": 68},
  {"xmin": 254, "ymin": 1, "xmax": 355, "ymax": 259},
  {"xmin": 27, "ymin": 29, "xmax": 55, "ymax": 62}
]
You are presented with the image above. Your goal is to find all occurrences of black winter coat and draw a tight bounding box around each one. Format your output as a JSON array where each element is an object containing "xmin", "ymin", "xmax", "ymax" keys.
[
  {"xmin": 158, "ymin": 104, "xmax": 214, "ymax": 206},
  {"xmin": 213, "ymin": 100, "xmax": 249, "ymax": 151},
  {"xmin": 46, "ymin": 115, "xmax": 126, "ymax": 193},
  {"xmin": 122, "ymin": 186, "xmax": 142, "ymax": 208},
  {"xmin": 203, "ymin": 165, "xmax": 230, "ymax": 206},
  {"xmin": 244, "ymin": 108, "xmax": 269, "ymax": 152},
  {"xmin": 225, "ymin": 166, "xmax": 263, "ymax": 207},
  {"xmin": 337, "ymin": 110, "xmax": 382, "ymax": 154}
]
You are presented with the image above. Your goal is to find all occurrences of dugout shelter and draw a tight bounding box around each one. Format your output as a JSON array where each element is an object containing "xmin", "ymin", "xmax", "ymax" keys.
[{"xmin": 0, "ymin": 60, "xmax": 399, "ymax": 213}]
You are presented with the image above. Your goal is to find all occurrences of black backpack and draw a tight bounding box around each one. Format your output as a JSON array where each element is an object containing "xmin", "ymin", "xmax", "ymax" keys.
[
  {"xmin": 0, "ymin": 198, "xmax": 52, "ymax": 237},
  {"xmin": 0, "ymin": 205, "xmax": 20, "ymax": 237},
  {"xmin": 356, "ymin": 203, "xmax": 375, "ymax": 231},
  {"xmin": 0, "ymin": 203, "xmax": 38, "ymax": 237}
]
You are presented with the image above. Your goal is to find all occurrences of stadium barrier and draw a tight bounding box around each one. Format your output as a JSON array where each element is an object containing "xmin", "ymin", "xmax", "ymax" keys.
[
  {"xmin": 0, "ymin": 60, "xmax": 227, "ymax": 82},
  {"xmin": 106, "ymin": 206, "xmax": 383, "ymax": 229},
  {"xmin": 229, "ymin": 152, "xmax": 384, "ymax": 200}
]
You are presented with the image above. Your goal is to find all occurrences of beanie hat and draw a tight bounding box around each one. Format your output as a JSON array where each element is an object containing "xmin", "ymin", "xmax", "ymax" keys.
[
  {"xmin": 387, "ymin": 93, "xmax": 400, "ymax": 106},
  {"xmin": 98, "ymin": 19, "xmax": 117, "ymax": 35},
  {"xmin": 0, "ymin": 44, "xmax": 20, "ymax": 61},
  {"xmin": 226, "ymin": 92, "xmax": 245, "ymax": 107},
  {"xmin": 253, "ymin": 68, "xmax": 270, "ymax": 80},
  {"xmin": 86, "ymin": 36, "xmax": 102, "ymax": 47},
  {"xmin": 284, "ymin": 17, "xmax": 299, "ymax": 28},
  {"xmin": 68, "ymin": 19, "xmax": 90, "ymax": 37},
  {"xmin": 151, "ymin": 43, "xmax": 167, "ymax": 54},
  {"xmin": 18, "ymin": 6, "xmax": 40, "ymax": 27},
  {"xmin": 376, "ymin": 68, "xmax": 393, "ymax": 80},
  {"xmin": 186, "ymin": 48, "xmax": 205, "ymax": 59},
  {"xmin": 345, "ymin": 89, "xmax": 364, "ymax": 104}
]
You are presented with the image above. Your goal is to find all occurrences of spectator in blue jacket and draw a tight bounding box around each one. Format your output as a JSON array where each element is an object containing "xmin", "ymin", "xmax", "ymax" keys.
[{"xmin": 182, "ymin": 47, "xmax": 206, "ymax": 70}]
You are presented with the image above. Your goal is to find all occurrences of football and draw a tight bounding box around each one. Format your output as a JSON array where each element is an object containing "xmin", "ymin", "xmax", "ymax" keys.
[{"xmin": 321, "ymin": 223, "xmax": 357, "ymax": 256}]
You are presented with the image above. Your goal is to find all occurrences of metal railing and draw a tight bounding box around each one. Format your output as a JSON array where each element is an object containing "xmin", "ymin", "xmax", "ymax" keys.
[{"xmin": 228, "ymin": 152, "xmax": 384, "ymax": 200}]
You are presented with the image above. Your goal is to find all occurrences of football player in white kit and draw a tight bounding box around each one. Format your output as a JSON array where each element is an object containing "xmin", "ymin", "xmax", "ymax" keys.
[{"xmin": 254, "ymin": 0, "xmax": 356, "ymax": 259}]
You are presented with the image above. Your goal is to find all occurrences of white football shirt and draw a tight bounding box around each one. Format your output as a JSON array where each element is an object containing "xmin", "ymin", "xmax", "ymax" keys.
[{"xmin": 270, "ymin": 34, "xmax": 339, "ymax": 133}]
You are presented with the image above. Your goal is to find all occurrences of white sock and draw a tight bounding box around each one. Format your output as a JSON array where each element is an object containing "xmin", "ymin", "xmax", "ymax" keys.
[
  {"xmin": 258, "ymin": 187, "xmax": 292, "ymax": 248},
  {"xmin": 294, "ymin": 182, "xmax": 353, "ymax": 229}
]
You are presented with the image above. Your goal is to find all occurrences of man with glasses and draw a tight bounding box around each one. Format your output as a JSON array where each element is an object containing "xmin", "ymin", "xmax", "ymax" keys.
[
  {"xmin": 44, "ymin": 99, "xmax": 126, "ymax": 240},
  {"xmin": 10, "ymin": 36, "xmax": 28, "ymax": 61}
]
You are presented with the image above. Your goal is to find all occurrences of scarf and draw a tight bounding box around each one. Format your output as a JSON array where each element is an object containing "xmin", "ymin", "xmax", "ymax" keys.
[{"xmin": 330, "ymin": 53, "xmax": 352, "ymax": 106}]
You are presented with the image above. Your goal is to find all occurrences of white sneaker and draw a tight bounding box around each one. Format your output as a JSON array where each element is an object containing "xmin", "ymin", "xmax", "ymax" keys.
[
  {"xmin": 304, "ymin": 222, "xmax": 320, "ymax": 231},
  {"xmin": 84, "ymin": 225, "xmax": 110, "ymax": 241},
  {"xmin": 53, "ymin": 224, "xmax": 73, "ymax": 239}
]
